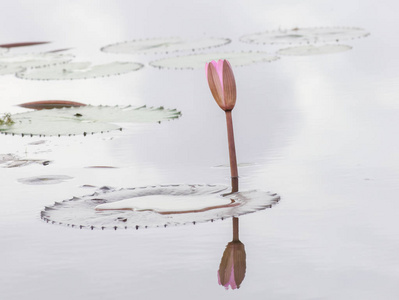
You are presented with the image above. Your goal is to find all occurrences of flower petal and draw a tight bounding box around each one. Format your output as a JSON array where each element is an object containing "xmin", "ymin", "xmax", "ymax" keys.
[
  {"xmin": 222, "ymin": 60, "xmax": 237, "ymax": 110},
  {"xmin": 207, "ymin": 63, "xmax": 225, "ymax": 110}
]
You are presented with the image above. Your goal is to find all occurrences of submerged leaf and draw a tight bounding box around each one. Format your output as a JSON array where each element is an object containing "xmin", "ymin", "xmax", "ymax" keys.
[
  {"xmin": 40, "ymin": 184, "xmax": 280, "ymax": 229},
  {"xmin": 150, "ymin": 52, "xmax": 279, "ymax": 69},
  {"xmin": 277, "ymin": 44, "xmax": 352, "ymax": 56},
  {"xmin": 241, "ymin": 27, "xmax": 370, "ymax": 45},
  {"xmin": 17, "ymin": 61, "xmax": 144, "ymax": 80},
  {"xmin": 0, "ymin": 105, "xmax": 181, "ymax": 136},
  {"xmin": 101, "ymin": 37, "xmax": 230, "ymax": 54}
]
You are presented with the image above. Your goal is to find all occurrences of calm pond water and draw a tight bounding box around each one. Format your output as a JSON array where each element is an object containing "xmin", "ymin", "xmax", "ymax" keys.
[{"xmin": 1, "ymin": 1, "xmax": 399, "ymax": 299}]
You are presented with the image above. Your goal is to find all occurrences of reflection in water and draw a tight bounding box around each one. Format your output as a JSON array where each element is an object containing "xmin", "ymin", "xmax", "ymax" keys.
[{"xmin": 217, "ymin": 217, "xmax": 246, "ymax": 290}]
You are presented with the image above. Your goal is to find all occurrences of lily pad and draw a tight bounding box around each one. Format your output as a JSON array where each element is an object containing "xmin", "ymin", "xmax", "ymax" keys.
[
  {"xmin": 0, "ymin": 153, "xmax": 50, "ymax": 168},
  {"xmin": 18, "ymin": 175, "xmax": 72, "ymax": 185},
  {"xmin": 0, "ymin": 41, "xmax": 50, "ymax": 48},
  {"xmin": 0, "ymin": 105, "xmax": 181, "ymax": 136},
  {"xmin": 277, "ymin": 44, "xmax": 352, "ymax": 56},
  {"xmin": 0, "ymin": 52, "xmax": 74, "ymax": 70},
  {"xmin": 101, "ymin": 37, "xmax": 231, "ymax": 54},
  {"xmin": 150, "ymin": 52, "xmax": 279, "ymax": 69},
  {"xmin": 40, "ymin": 184, "xmax": 280, "ymax": 229},
  {"xmin": 18, "ymin": 100, "xmax": 87, "ymax": 110},
  {"xmin": 16, "ymin": 61, "xmax": 144, "ymax": 80},
  {"xmin": 240, "ymin": 27, "xmax": 370, "ymax": 45}
]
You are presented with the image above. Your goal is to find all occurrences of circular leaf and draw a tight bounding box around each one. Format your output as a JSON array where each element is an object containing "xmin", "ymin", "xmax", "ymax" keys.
[
  {"xmin": 17, "ymin": 61, "xmax": 144, "ymax": 80},
  {"xmin": 150, "ymin": 52, "xmax": 279, "ymax": 69},
  {"xmin": 101, "ymin": 37, "xmax": 231, "ymax": 54},
  {"xmin": 241, "ymin": 27, "xmax": 370, "ymax": 45},
  {"xmin": 40, "ymin": 184, "xmax": 280, "ymax": 229},
  {"xmin": 0, "ymin": 105, "xmax": 181, "ymax": 136},
  {"xmin": 277, "ymin": 44, "xmax": 352, "ymax": 56}
]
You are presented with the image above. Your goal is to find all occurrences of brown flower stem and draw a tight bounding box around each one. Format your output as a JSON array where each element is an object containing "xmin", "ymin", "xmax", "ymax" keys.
[
  {"xmin": 232, "ymin": 217, "xmax": 239, "ymax": 241},
  {"xmin": 225, "ymin": 110, "xmax": 239, "ymax": 192}
]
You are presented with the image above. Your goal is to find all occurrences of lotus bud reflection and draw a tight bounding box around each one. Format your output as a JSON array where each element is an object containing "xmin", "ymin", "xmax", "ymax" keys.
[
  {"xmin": 205, "ymin": 59, "xmax": 237, "ymax": 111},
  {"xmin": 217, "ymin": 240, "xmax": 246, "ymax": 290}
]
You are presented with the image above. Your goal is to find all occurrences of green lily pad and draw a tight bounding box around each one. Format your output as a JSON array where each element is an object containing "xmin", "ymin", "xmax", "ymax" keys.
[
  {"xmin": 0, "ymin": 52, "xmax": 74, "ymax": 70},
  {"xmin": 150, "ymin": 52, "xmax": 279, "ymax": 69},
  {"xmin": 241, "ymin": 27, "xmax": 370, "ymax": 45},
  {"xmin": 0, "ymin": 105, "xmax": 181, "ymax": 136},
  {"xmin": 16, "ymin": 61, "xmax": 144, "ymax": 80},
  {"xmin": 40, "ymin": 184, "xmax": 280, "ymax": 229},
  {"xmin": 101, "ymin": 37, "xmax": 231, "ymax": 54},
  {"xmin": 277, "ymin": 44, "xmax": 352, "ymax": 56}
]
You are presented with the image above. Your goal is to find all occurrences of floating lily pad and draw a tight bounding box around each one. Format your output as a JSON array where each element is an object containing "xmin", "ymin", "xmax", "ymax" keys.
[
  {"xmin": 277, "ymin": 44, "xmax": 352, "ymax": 56},
  {"xmin": 0, "ymin": 105, "xmax": 181, "ymax": 136},
  {"xmin": 0, "ymin": 153, "xmax": 50, "ymax": 168},
  {"xmin": 0, "ymin": 52, "xmax": 74, "ymax": 70},
  {"xmin": 40, "ymin": 184, "xmax": 280, "ymax": 229},
  {"xmin": 18, "ymin": 175, "xmax": 72, "ymax": 185},
  {"xmin": 18, "ymin": 100, "xmax": 87, "ymax": 110},
  {"xmin": 241, "ymin": 27, "xmax": 370, "ymax": 45},
  {"xmin": 101, "ymin": 37, "xmax": 231, "ymax": 54},
  {"xmin": 0, "ymin": 41, "xmax": 50, "ymax": 48},
  {"xmin": 16, "ymin": 61, "xmax": 143, "ymax": 80},
  {"xmin": 150, "ymin": 52, "xmax": 279, "ymax": 69}
]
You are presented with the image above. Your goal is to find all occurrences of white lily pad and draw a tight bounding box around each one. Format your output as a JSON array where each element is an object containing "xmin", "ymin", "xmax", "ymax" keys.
[
  {"xmin": 101, "ymin": 37, "xmax": 231, "ymax": 54},
  {"xmin": 0, "ymin": 52, "xmax": 74, "ymax": 71},
  {"xmin": 150, "ymin": 52, "xmax": 279, "ymax": 69},
  {"xmin": 0, "ymin": 153, "xmax": 50, "ymax": 168},
  {"xmin": 16, "ymin": 61, "xmax": 144, "ymax": 80},
  {"xmin": 0, "ymin": 105, "xmax": 181, "ymax": 136},
  {"xmin": 241, "ymin": 27, "xmax": 370, "ymax": 45},
  {"xmin": 40, "ymin": 184, "xmax": 280, "ymax": 229},
  {"xmin": 277, "ymin": 44, "xmax": 352, "ymax": 56}
]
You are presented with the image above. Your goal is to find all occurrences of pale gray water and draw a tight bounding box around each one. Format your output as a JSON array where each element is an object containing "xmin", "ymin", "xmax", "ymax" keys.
[{"xmin": 1, "ymin": 1, "xmax": 399, "ymax": 299}]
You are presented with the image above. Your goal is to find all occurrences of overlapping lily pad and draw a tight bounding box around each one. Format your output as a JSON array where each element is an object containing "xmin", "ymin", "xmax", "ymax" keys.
[
  {"xmin": 277, "ymin": 44, "xmax": 352, "ymax": 56},
  {"xmin": 0, "ymin": 52, "xmax": 74, "ymax": 75},
  {"xmin": 241, "ymin": 27, "xmax": 370, "ymax": 45},
  {"xmin": 40, "ymin": 184, "xmax": 280, "ymax": 229},
  {"xmin": 101, "ymin": 37, "xmax": 231, "ymax": 54},
  {"xmin": 150, "ymin": 52, "xmax": 279, "ymax": 69},
  {"xmin": 0, "ymin": 105, "xmax": 181, "ymax": 136},
  {"xmin": 16, "ymin": 61, "xmax": 143, "ymax": 80}
]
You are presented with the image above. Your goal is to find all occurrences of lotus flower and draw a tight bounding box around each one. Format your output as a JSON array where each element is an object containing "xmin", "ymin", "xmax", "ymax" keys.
[
  {"xmin": 217, "ymin": 241, "xmax": 246, "ymax": 290},
  {"xmin": 205, "ymin": 60, "xmax": 237, "ymax": 111}
]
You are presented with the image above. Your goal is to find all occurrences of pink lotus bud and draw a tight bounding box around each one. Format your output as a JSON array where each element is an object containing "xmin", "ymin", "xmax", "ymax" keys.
[{"xmin": 206, "ymin": 59, "xmax": 237, "ymax": 111}]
